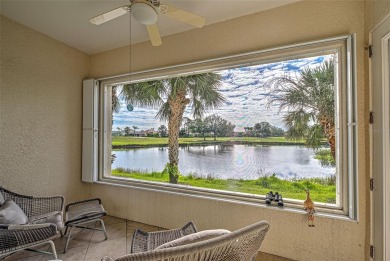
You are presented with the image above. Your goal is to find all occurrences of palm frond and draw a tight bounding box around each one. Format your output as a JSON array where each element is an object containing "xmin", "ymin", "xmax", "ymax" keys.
[
  {"xmin": 265, "ymin": 60, "xmax": 335, "ymax": 147},
  {"xmin": 120, "ymin": 72, "xmax": 225, "ymax": 122},
  {"xmin": 191, "ymin": 98, "xmax": 206, "ymax": 119},
  {"xmin": 168, "ymin": 77, "xmax": 187, "ymax": 98},
  {"xmin": 283, "ymin": 109, "xmax": 313, "ymax": 140},
  {"xmin": 121, "ymin": 81, "xmax": 165, "ymax": 109},
  {"xmin": 305, "ymin": 124, "xmax": 325, "ymax": 148},
  {"xmin": 186, "ymin": 73, "xmax": 225, "ymax": 118},
  {"xmin": 266, "ymin": 61, "xmax": 335, "ymax": 114},
  {"xmin": 156, "ymin": 102, "xmax": 170, "ymax": 121}
]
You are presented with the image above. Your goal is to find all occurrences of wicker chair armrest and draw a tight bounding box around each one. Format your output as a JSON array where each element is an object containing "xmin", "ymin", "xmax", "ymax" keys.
[
  {"xmin": 29, "ymin": 211, "xmax": 62, "ymax": 223},
  {"xmin": 155, "ymin": 229, "xmax": 231, "ymax": 250},
  {"xmin": 5, "ymin": 223, "xmax": 53, "ymax": 230},
  {"xmin": 0, "ymin": 223, "xmax": 57, "ymax": 253},
  {"xmin": 31, "ymin": 196, "xmax": 64, "ymax": 217},
  {"xmin": 101, "ymin": 257, "xmax": 115, "ymax": 261}
]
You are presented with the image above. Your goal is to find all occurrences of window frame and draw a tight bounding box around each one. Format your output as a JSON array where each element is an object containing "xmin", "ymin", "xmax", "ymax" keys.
[{"xmin": 96, "ymin": 34, "xmax": 358, "ymax": 220}]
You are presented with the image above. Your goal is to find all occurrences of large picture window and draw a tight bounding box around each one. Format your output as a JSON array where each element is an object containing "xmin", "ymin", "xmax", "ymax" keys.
[{"xmin": 98, "ymin": 35, "xmax": 357, "ymax": 218}]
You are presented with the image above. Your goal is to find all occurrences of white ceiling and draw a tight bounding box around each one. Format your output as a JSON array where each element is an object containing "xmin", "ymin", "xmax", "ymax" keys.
[{"xmin": 0, "ymin": 0, "xmax": 299, "ymax": 55}]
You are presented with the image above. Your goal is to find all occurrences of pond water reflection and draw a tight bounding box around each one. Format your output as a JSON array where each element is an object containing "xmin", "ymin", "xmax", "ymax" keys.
[{"xmin": 112, "ymin": 144, "xmax": 335, "ymax": 180}]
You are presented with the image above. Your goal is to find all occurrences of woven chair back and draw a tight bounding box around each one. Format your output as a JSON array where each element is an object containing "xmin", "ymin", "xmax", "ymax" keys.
[
  {"xmin": 0, "ymin": 187, "xmax": 64, "ymax": 218},
  {"xmin": 116, "ymin": 220, "xmax": 269, "ymax": 261}
]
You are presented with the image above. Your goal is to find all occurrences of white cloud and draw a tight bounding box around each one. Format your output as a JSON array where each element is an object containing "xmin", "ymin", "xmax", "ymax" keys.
[{"xmin": 113, "ymin": 54, "xmax": 334, "ymax": 131}]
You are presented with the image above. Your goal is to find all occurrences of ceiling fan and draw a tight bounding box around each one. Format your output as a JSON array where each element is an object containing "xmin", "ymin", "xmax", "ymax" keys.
[{"xmin": 89, "ymin": 0, "xmax": 206, "ymax": 47}]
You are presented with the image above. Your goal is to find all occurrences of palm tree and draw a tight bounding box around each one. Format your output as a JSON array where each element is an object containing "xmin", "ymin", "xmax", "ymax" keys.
[
  {"xmin": 112, "ymin": 86, "xmax": 121, "ymax": 113},
  {"xmin": 266, "ymin": 60, "xmax": 336, "ymax": 158},
  {"xmin": 132, "ymin": 126, "xmax": 139, "ymax": 136},
  {"xmin": 124, "ymin": 127, "xmax": 131, "ymax": 136},
  {"xmin": 244, "ymin": 127, "xmax": 254, "ymax": 137},
  {"xmin": 120, "ymin": 73, "xmax": 224, "ymax": 183}
]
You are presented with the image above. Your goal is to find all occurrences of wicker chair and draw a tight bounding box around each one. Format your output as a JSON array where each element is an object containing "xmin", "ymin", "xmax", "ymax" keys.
[
  {"xmin": 0, "ymin": 187, "xmax": 64, "ymax": 259},
  {"xmin": 131, "ymin": 221, "xmax": 197, "ymax": 253},
  {"xmin": 102, "ymin": 220, "xmax": 270, "ymax": 261}
]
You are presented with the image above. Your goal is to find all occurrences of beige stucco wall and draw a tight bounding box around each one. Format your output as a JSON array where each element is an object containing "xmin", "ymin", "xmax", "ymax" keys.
[
  {"xmin": 365, "ymin": 0, "xmax": 390, "ymax": 34},
  {"xmin": 0, "ymin": 16, "xmax": 90, "ymax": 203},
  {"xmin": 89, "ymin": 1, "xmax": 369, "ymax": 261}
]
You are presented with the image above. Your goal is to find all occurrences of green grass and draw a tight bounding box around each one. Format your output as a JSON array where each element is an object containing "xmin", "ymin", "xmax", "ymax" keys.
[
  {"xmin": 112, "ymin": 136, "xmax": 306, "ymax": 147},
  {"xmin": 112, "ymin": 168, "xmax": 336, "ymax": 203}
]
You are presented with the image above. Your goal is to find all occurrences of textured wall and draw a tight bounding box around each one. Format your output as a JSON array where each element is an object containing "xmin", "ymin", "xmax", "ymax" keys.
[
  {"xmin": 0, "ymin": 16, "xmax": 90, "ymax": 203},
  {"xmin": 365, "ymin": 0, "xmax": 390, "ymax": 35},
  {"xmin": 89, "ymin": 1, "xmax": 368, "ymax": 261}
]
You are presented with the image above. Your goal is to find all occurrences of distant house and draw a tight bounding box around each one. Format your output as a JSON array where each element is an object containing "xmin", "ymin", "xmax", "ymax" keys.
[
  {"xmin": 128, "ymin": 128, "xmax": 158, "ymax": 137},
  {"xmin": 144, "ymin": 128, "xmax": 158, "ymax": 136},
  {"xmin": 233, "ymin": 126, "xmax": 246, "ymax": 137}
]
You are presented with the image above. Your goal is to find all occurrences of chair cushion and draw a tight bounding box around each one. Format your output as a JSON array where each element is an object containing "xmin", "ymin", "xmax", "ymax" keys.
[
  {"xmin": 0, "ymin": 191, "xmax": 4, "ymax": 205},
  {"xmin": 0, "ymin": 199, "xmax": 28, "ymax": 225},
  {"xmin": 29, "ymin": 211, "xmax": 64, "ymax": 231},
  {"xmin": 155, "ymin": 229, "xmax": 231, "ymax": 250}
]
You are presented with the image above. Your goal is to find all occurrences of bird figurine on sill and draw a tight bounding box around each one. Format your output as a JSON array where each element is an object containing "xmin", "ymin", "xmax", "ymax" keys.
[{"xmin": 303, "ymin": 189, "xmax": 315, "ymax": 227}]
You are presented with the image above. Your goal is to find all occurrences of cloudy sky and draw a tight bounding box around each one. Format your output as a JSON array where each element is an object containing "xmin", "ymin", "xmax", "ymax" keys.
[{"xmin": 112, "ymin": 54, "xmax": 334, "ymax": 132}]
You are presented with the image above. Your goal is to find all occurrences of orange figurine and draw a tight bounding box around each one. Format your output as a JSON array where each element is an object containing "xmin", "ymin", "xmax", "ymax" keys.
[{"xmin": 303, "ymin": 189, "xmax": 315, "ymax": 227}]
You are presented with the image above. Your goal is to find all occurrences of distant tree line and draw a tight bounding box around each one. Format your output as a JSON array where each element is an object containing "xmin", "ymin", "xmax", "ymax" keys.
[
  {"xmin": 243, "ymin": 122, "xmax": 285, "ymax": 138},
  {"xmin": 116, "ymin": 126, "xmax": 160, "ymax": 137},
  {"xmin": 116, "ymin": 119, "xmax": 284, "ymax": 139},
  {"xmin": 157, "ymin": 114, "xmax": 235, "ymax": 140},
  {"xmin": 157, "ymin": 115, "xmax": 284, "ymax": 139},
  {"xmin": 183, "ymin": 114, "xmax": 235, "ymax": 140}
]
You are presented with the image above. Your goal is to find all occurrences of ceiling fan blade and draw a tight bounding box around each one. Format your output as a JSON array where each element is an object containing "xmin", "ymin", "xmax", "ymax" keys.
[
  {"xmin": 159, "ymin": 4, "xmax": 205, "ymax": 28},
  {"xmin": 146, "ymin": 24, "xmax": 162, "ymax": 46},
  {"xmin": 89, "ymin": 6, "xmax": 130, "ymax": 25}
]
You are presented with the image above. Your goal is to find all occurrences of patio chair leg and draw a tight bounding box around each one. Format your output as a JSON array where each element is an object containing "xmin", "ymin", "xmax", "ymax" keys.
[
  {"xmin": 61, "ymin": 226, "xmax": 68, "ymax": 237},
  {"xmin": 99, "ymin": 219, "xmax": 108, "ymax": 240},
  {"xmin": 64, "ymin": 226, "xmax": 73, "ymax": 253},
  {"xmin": 48, "ymin": 240, "xmax": 58, "ymax": 260}
]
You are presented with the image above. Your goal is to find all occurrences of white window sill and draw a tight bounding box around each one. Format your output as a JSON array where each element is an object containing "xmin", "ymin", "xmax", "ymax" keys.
[{"xmin": 93, "ymin": 176, "xmax": 355, "ymax": 222}]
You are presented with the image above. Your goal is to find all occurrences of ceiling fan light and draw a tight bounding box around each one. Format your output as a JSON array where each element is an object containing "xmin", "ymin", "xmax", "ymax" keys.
[{"xmin": 131, "ymin": 2, "xmax": 158, "ymax": 25}]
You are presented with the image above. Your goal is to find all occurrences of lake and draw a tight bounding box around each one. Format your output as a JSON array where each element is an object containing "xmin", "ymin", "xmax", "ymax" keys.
[{"xmin": 112, "ymin": 144, "xmax": 335, "ymax": 180}]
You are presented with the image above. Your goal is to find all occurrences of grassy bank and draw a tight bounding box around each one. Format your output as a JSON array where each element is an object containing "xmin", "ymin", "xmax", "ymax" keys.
[
  {"xmin": 112, "ymin": 136, "xmax": 307, "ymax": 148},
  {"xmin": 112, "ymin": 168, "xmax": 336, "ymax": 203}
]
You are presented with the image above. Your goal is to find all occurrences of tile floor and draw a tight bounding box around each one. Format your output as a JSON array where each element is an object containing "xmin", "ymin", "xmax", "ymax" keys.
[{"xmin": 4, "ymin": 216, "xmax": 292, "ymax": 261}]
